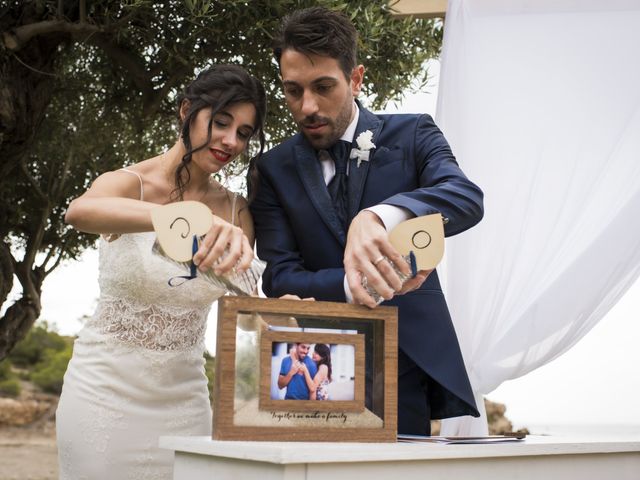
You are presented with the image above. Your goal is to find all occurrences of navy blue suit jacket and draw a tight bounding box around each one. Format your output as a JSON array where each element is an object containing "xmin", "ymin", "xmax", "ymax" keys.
[{"xmin": 250, "ymin": 105, "xmax": 483, "ymax": 419}]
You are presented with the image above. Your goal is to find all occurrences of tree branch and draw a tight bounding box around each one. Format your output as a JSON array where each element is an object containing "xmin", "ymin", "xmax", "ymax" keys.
[
  {"xmin": 144, "ymin": 65, "xmax": 191, "ymax": 118},
  {"xmin": 79, "ymin": 0, "xmax": 87, "ymax": 24},
  {"xmin": 110, "ymin": 10, "xmax": 141, "ymax": 30},
  {"xmin": 19, "ymin": 161, "xmax": 47, "ymax": 201},
  {"xmin": 22, "ymin": 198, "xmax": 52, "ymax": 280},
  {"xmin": 87, "ymin": 34, "xmax": 154, "ymax": 103},
  {"xmin": 42, "ymin": 229, "xmax": 74, "ymax": 275},
  {"xmin": 41, "ymin": 244, "xmax": 57, "ymax": 273},
  {"xmin": 2, "ymin": 20, "xmax": 101, "ymax": 52},
  {"xmin": 44, "ymin": 249, "xmax": 65, "ymax": 276},
  {"xmin": 51, "ymin": 130, "xmax": 76, "ymax": 197},
  {"xmin": 3, "ymin": 19, "xmax": 153, "ymax": 98},
  {"xmin": 14, "ymin": 261, "xmax": 43, "ymax": 312}
]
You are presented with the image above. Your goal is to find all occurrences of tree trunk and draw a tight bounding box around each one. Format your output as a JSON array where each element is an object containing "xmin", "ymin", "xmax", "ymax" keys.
[
  {"xmin": 0, "ymin": 23, "xmax": 63, "ymax": 179},
  {"xmin": 0, "ymin": 263, "xmax": 44, "ymax": 360},
  {"xmin": 0, "ymin": 11, "xmax": 67, "ymax": 360},
  {"xmin": 0, "ymin": 241, "xmax": 14, "ymax": 307},
  {"xmin": 0, "ymin": 295, "xmax": 42, "ymax": 360}
]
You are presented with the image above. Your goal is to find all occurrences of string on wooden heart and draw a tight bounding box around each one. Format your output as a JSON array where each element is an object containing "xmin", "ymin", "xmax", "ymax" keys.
[{"xmin": 168, "ymin": 235, "xmax": 199, "ymax": 286}]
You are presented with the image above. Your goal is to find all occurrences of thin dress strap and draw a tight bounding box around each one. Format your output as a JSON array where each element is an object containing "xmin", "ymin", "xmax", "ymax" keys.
[
  {"xmin": 101, "ymin": 169, "xmax": 144, "ymax": 243},
  {"xmin": 230, "ymin": 192, "xmax": 238, "ymax": 226},
  {"xmin": 120, "ymin": 168, "xmax": 144, "ymax": 201}
]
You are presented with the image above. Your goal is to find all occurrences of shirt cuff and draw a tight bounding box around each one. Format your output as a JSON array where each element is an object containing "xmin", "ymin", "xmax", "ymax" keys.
[
  {"xmin": 343, "ymin": 275, "xmax": 354, "ymax": 304},
  {"xmin": 365, "ymin": 205, "xmax": 413, "ymax": 232}
]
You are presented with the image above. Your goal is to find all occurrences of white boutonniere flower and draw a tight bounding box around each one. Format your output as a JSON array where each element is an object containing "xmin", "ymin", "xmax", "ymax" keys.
[{"xmin": 350, "ymin": 130, "xmax": 376, "ymax": 167}]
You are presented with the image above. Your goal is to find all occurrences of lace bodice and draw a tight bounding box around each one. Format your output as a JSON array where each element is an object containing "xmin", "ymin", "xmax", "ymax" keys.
[{"xmin": 81, "ymin": 232, "xmax": 226, "ymax": 352}]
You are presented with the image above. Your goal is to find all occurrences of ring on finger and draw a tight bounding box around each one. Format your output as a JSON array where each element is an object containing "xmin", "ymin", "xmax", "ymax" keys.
[{"xmin": 373, "ymin": 255, "xmax": 385, "ymax": 266}]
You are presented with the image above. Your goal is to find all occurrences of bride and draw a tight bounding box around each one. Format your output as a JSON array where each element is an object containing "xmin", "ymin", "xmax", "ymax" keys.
[{"xmin": 56, "ymin": 64, "xmax": 266, "ymax": 479}]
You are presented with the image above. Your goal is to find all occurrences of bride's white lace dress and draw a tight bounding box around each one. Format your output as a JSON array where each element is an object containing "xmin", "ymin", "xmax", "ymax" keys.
[{"xmin": 56, "ymin": 232, "xmax": 225, "ymax": 479}]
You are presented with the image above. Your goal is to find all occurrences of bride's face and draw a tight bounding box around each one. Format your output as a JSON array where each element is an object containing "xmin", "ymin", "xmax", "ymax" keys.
[
  {"xmin": 312, "ymin": 351, "xmax": 321, "ymax": 362},
  {"xmin": 184, "ymin": 101, "xmax": 257, "ymax": 174}
]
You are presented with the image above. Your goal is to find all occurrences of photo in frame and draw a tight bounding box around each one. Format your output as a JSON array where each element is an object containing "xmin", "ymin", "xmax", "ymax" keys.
[
  {"xmin": 213, "ymin": 297, "xmax": 398, "ymax": 442},
  {"xmin": 259, "ymin": 330, "xmax": 365, "ymax": 412}
]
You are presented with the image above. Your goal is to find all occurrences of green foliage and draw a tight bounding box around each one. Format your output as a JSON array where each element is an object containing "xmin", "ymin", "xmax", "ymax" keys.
[
  {"xmin": 9, "ymin": 322, "xmax": 69, "ymax": 368},
  {"xmin": 2, "ymin": 0, "xmax": 442, "ymax": 246},
  {"xmin": 0, "ymin": 359, "xmax": 13, "ymax": 381},
  {"xmin": 0, "ymin": 378, "xmax": 22, "ymax": 397},
  {"xmin": 1, "ymin": 322, "xmax": 73, "ymax": 395},
  {"xmin": 29, "ymin": 344, "xmax": 73, "ymax": 395},
  {"xmin": 1, "ymin": 0, "xmax": 442, "ymax": 357},
  {"xmin": 0, "ymin": 360, "xmax": 21, "ymax": 397},
  {"xmin": 204, "ymin": 350, "xmax": 216, "ymax": 400},
  {"xmin": 235, "ymin": 342, "xmax": 259, "ymax": 401}
]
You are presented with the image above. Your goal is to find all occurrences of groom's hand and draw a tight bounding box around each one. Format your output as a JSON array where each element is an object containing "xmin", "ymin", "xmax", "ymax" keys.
[
  {"xmin": 344, "ymin": 211, "xmax": 412, "ymax": 308},
  {"xmin": 288, "ymin": 361, "xmax": 301, "ymax": 377},
  {"xmin": 396, "ymin": 269, "xmax": 433, "ymax": 295}
]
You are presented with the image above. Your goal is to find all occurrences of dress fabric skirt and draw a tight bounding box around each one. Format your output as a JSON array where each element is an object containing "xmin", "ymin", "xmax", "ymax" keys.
[{"xmin": 57, "ymin": 233, "xmax": 224, "ymax": 480}]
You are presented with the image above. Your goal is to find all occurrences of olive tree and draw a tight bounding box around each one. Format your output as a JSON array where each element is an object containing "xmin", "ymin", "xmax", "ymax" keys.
[{"xmin": 0, "ymin": 0, "xmax": 442, "ymax": 358}]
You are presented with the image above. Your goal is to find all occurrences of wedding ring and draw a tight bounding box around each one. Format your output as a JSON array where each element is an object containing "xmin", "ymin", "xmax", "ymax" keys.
[{"xmin": 373, "ymin": 255, "xmax": 385, "ymax": 266}]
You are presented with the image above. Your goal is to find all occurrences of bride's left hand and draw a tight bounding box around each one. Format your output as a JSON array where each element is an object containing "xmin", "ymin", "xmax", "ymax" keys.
[{"xmin": 193, "ymin": 215, "xmax": 253, "ymax": 275}]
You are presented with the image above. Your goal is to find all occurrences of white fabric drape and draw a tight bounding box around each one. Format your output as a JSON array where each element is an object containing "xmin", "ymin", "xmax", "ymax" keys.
[{"xmin": 437, "ymin": 0, "xmax": 640, "ymax": 435}]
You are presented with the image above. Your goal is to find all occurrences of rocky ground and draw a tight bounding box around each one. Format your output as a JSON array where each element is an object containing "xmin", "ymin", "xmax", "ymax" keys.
[
  {"xmin": 0, "ymin": 422, "xmax": 57, "ymax": 480},
  {"xmin": 0, "ymin": 382, "xmax": 58, "ymax": 480}
]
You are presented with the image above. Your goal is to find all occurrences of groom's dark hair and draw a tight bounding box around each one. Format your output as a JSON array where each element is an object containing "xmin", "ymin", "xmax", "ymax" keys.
[{"xmin": 272, "ymin": 6, "xmax": 358, "ymax": 80}]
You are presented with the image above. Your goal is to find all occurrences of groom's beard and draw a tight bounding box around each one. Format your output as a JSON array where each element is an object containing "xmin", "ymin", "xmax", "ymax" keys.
[
  {"xmin": 298, "ymin": 102, "xmax": 352, "ymax": 150},
  {"xmin": 299, "ymin": 114, "xmax": 339, "ymax": 150}
]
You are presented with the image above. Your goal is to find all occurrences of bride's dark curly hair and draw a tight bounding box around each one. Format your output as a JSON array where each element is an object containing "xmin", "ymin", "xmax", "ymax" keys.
[
  {"xmin": 313, "ymin": 343, "xmax": 332, "ymax": 382},
  {"xmin": 172, "ymin": 64, "xmax": 267, "ymax": 200}
]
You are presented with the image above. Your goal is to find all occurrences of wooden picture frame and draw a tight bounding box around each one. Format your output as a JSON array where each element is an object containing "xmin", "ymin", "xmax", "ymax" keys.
[
  {"xmin": 213, "ymin": 297, "xmax": 398, "ymax": 442},
  {"xmin": 259, "ymin": 330, "xmax": 365, "ymax": 412}
]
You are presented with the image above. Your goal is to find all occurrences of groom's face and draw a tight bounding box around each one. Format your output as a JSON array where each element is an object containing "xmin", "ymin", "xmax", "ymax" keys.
[
  {"xmin": 280, "ymin": 49, "xmax": 364, "ymax": 150},
  {"xmin": 296, "ymin": 343, "xmax": 311, "ymax": 360}
]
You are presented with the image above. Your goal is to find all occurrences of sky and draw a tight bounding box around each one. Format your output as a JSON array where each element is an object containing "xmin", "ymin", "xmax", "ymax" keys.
[{"xmin": 3, "ymin": 60, "xmax": 640, "ymax": 433}]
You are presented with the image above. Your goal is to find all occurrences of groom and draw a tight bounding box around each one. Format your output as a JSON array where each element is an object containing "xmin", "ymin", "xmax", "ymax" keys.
[
  {"xmin": 278, "ymin": 343, "xmax": 317, "ymax": 400},
  {"xmin": 250, "ymin": 7, "xmax": 483, "ymax": 434}
]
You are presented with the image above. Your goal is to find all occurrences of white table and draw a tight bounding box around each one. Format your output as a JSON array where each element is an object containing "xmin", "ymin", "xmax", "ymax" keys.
[{"xmin": 160, "ymin": 435, "xmax": 640, "ymax": 480}]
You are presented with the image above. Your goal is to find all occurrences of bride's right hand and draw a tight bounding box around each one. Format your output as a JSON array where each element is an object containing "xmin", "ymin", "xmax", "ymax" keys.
[
  {"xmin": 279, "ymin": 294, "xmax": 315, "ymax": 301},
  {"xmin": 192, "ymin": 215, "xmax": 253, "ymax": 275}
]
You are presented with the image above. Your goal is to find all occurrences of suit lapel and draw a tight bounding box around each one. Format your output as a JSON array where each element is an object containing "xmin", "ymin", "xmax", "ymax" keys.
[
  {"xmin": 347, "ymin": 107, "xmax": 383, "ymax": 222},
  {"xmin": 294, "ymin": 143, "xmax": 346, "ymax": 245}
]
